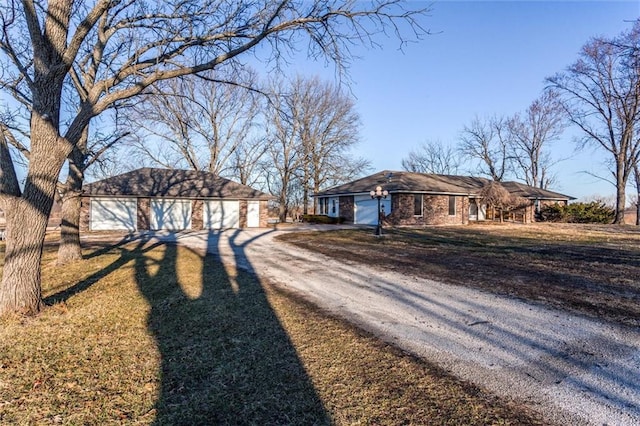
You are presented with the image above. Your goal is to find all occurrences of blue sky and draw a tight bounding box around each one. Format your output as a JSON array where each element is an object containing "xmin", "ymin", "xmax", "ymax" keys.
[{"xmin": 288, "ymin": 1, "xmax": 640, "ymax": 201}]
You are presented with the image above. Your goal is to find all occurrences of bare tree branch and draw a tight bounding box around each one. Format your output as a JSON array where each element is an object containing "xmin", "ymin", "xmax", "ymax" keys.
[
  {"xmin": 506, "ymin": 90, "xmax": 566, "ymax": 189},
  {"xmin": 546, "ymin": 21, "xmax": 640, "ymax": 224},
  {"xmin": 402, "ymin": 140, "xmax": 460, "ymax": 175},
  {"xmin": 458, "ymin": 115, "xmax": 509, "ymax": 181}
]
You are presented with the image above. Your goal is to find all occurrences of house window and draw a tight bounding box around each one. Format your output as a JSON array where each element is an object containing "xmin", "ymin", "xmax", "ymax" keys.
[
  {"xmin": 319, "ymin": 198, "xmax": 328, "ymax": 215},
  {"xmin": 414, "ymin": 194, "xmax": 423, "ymax": 216},
  {"xmin": 448, "ymin": 196, "xmax": 456, "ymax": 216}
]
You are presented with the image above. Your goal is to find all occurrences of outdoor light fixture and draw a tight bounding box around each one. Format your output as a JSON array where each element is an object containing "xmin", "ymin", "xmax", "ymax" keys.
[{"xmin": 370, "ymin": 185, "xmax": 388, "ymax": 236}]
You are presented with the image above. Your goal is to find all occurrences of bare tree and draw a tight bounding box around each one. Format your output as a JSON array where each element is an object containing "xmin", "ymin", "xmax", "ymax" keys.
[
  {"xmin": 507, "ymin": 91, "xmax": 566, "ymax": 189},
  {"xmin": 296, "ymin": 76, "xmax": 363, "ymax": 214},
  {"xmin": 229, "ymin": 136, "xmax": 270, "ymax": 187},
  {"xmin": 1, "ymin": 69, "xmax": 129, "ymax": 266},
  {"xmin": 401, "ymin": 140, "xmax": 460, "ymax": 174},
  {"xmin": 127, "ymin": 69, "xmax": 263, "ymax": 176},
  {"xmin": 265, "ymin": 75, "xmax": 366, "ymax": 220},
  {"xmin": 458, "ymin": 116, "xmax": 510, "ymax": 181},
  {"xmin": 0, "ymin": 0, "xmax": 429, "ymax": 315},
  {"xmin": 265, "ymin": 77, "xmax": 304, "ymax": 222},
  {"xmin": 546, "ymin": 22, "xmax": 640, "ymax": 224}
]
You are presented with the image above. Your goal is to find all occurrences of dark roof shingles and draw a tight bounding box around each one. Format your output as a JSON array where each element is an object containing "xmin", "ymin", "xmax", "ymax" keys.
[
  {"xmin": 316, "ymin": 170, "xmax": 574, "ymax": 200},
  {"xmin": 83, "ymin": 168, "xmax": 270, "ymax": 199}
]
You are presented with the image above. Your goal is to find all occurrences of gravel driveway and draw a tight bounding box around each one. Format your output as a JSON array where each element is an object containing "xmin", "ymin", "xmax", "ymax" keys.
[{"xmin": 151, "ymin": 226, "xmax": 640, "ymax": 426}]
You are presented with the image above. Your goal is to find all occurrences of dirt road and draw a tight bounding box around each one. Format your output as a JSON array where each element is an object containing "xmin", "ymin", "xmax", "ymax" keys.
[{"xmin": 152, "ymin": 227, "xmax": 640, "ymax": 426}]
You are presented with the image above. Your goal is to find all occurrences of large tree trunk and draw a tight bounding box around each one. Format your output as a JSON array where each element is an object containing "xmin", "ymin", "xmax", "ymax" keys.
[
  {"xmin": 0, "ymin": 107, "xmax": 70, "ymax": 315},
  {"xmin": 278, "ymin": 200, "xmax": 288, "ymax": 223},
  {"xmin": 57, "ymin": 189, "xmax": 83, "ymax": 264},
  {"xmin": 0, "ymin": 143, "xmax": 67, "ymax": 315},
  {"xmin": 57, "ymin": 140, "xmax": 88, "ymax": 265},
  {"xmin": 0, "ymin": 199, "xmax": 48, "ymax": 314},
  {"xmin": 302, "ymin": 185, "xmax": 309, "ymax": 216}
]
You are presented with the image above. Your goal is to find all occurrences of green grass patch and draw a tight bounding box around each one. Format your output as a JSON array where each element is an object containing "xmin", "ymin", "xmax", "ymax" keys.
[{"xmin": 0, "ymin": 236, "xmax": 544, "ymax": 425}]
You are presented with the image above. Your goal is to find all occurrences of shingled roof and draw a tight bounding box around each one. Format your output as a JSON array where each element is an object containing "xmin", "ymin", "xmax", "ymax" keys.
[
  {"xmin": 83, "ymin": 168, "xmax": 271, "ymax": 200},
  {"xmin": 315, "ymin": 170, "xmax": 574, "ymax": 200}
]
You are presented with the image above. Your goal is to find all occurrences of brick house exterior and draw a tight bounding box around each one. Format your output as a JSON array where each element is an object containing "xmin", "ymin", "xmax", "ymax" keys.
[
  {"xmin": 339, "ymin": 195, "xmax": 355, "ymax": 223},
  {"xmin": 81, "ymin": 168, "xmax": 272, "ymax": 231},
  {"xmin": 315, "ymin": 171, "xmax": 573, "ymax": 226}
]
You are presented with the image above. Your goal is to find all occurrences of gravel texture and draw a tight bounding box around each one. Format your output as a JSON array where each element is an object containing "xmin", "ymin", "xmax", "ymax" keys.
[{"xmin": 151, "ymin": 227, "xmax": 640, "ymax": 426}]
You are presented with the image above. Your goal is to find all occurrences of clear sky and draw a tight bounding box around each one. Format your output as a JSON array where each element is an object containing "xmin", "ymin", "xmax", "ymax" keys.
[{"xmin": 287, "ymin": 0, "xmax": 640, "ymax": 201}]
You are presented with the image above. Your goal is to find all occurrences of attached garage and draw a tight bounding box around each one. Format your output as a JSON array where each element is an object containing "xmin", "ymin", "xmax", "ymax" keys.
[
  {"xmin": 90, "ymin": 198, "xmax": 137, "ymax": 231},
  {"xmin": 204, "ymin": 200, "xmax": 240, "ymax": 229},
  {"xmin": 354, "ymin": 194, "xmax": 391, "ymax": 225},
  {"xmin": 151, "ymin": 199, "xmax": 192, "ymax": 230}
]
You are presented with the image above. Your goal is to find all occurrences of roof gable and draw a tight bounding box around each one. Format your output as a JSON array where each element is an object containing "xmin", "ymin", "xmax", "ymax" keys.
[{"xmin": 83, "ymin": 168, "xmax": 271, "ymax": 199}]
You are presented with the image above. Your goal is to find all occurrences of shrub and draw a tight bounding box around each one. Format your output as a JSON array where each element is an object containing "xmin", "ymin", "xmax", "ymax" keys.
[
  {"xmin": 539, "ymin": 201, "xmax": 614, "ymax": 224},
  {"xmin": 301, "ymin": 214, "xmax": 345, "ymax": 224}
]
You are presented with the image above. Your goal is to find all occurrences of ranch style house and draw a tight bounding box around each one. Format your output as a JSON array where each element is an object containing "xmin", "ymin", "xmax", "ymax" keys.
[{"xmin": 314, "ymin": 170, "xmax": 574, "ymax": 226}]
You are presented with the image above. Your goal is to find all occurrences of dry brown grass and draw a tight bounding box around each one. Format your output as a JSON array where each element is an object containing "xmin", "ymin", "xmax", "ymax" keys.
[
  {"xmin": 0, "ymin": 235, "xmax": 545, "ymax": 425},
  {"xmin": 278, "ymin": 222, "xmax": 640, "ymax": 328}
]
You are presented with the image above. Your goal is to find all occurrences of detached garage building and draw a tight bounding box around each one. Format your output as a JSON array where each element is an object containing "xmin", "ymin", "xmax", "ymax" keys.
[{"xmin": 80, "ymin": 168, "xmax": 271, "ymax": 232}]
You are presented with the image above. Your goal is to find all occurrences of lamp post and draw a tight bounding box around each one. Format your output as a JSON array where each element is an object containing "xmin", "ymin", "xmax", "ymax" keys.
[{"xmin": 370, "ymin": 185, "xmax": 388, "ymax": 236}]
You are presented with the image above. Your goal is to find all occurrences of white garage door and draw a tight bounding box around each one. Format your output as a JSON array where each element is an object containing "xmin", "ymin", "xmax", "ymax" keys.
[
  {"xmin": 151, "ymin": 199, "xmax": 192, "ymax": 230},
  {"xmin": 204, "ymin": 200, "xmax": 240, "ymax": 229},
  {"xmin": 90, "ymin": 198, "xmax": 137, "ymax": 231},
  {"xmin": 354, "ymin": 195, "xmax": 391, "ymax": 225}
]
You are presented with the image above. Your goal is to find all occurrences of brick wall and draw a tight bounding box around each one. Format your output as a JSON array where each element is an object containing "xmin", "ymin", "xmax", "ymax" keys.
[
  {"xmin": 402, "ymin": 194, "xmax": 467, "ymax": 225},
  {"xmin": 239, "ymin": 200, "xmax": 248, "ymax": 228},
  {"xmin": 387, "ymin": 194, "xmax": 424, "ymax": 226},
  {"xmin": 426, "ymin": 195, "xmax": 466, "ymax": 225},
  {"xmin": 191, "ymin": 199, "xmax": 203, "ymax": 230},
  {"xmin": 259, "ymin": 200, "xmax": 269, "ymax": 227},
  {"xmin": 339, "ymin": 196, "xmax": 354, "ymax": 223}
]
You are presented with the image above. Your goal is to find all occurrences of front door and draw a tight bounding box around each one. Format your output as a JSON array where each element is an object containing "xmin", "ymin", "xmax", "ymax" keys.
[{"xmin": 469, "ymin": 200, "xmax": 478, "ymax": 221}]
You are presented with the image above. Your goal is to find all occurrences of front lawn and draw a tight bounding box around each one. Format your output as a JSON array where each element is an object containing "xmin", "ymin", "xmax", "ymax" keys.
[
  {"xmin": 0, "ymin": 236, "xmax": 544, "ymax": 425},
  {"xmin": 278, "ymin": 222, "xmax": 640, "ymax": 328}
]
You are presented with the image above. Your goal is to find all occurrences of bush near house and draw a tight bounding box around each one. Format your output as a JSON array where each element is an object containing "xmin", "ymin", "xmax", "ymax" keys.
[
  {"xmin": 539, "ymin": 201, "xmax": 615, "ymax": 224},
  {"xmin": 302, "ymin": 214, "xmax": 346, "ymax": 224}
]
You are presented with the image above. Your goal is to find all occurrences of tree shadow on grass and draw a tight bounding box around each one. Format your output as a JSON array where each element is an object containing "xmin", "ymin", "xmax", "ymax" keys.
[{"xmin": 133, "ymin": 231, "xmax": 329, "ymax": 425}]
